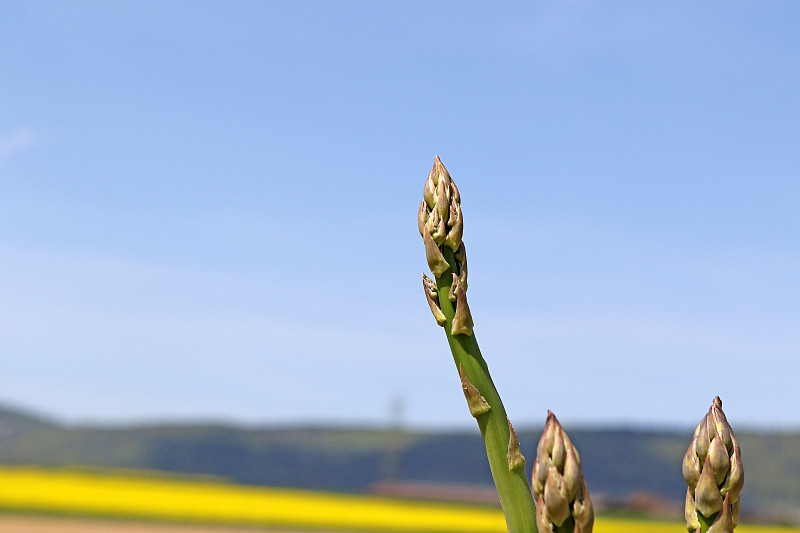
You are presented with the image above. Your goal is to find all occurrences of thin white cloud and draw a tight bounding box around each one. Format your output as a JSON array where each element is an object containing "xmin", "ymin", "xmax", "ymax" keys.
[{"xmin": 0, "ymin": 127, "xmax": 38, "ymax": 161}]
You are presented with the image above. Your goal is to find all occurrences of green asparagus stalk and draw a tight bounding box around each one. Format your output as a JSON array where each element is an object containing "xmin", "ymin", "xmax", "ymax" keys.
[
  {"xmin": 532, "ymin": 411, "xmax": 594, "ymax": 533},
  {"xmin": 419, "ymin": 156, "xmax": 537, "ymax": 533},
  {"xmin": 682, "ymin": 397, "xmax": 744, "ymax": 533}
]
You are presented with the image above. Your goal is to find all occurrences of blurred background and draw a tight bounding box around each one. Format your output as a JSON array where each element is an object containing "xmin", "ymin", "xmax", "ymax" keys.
[{"xmin": 1, "ymin": 1, "xmax": 799, "ymax": 530}]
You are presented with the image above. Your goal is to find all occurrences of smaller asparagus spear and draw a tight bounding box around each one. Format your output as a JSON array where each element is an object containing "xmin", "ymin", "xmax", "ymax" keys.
[
  {"xmin": 532, "ymin": 411, "xmax": 594, "ymax": 533},
  {"xmin": 682, "ymin": 397, "xmax": 744, "ymax": 533}
]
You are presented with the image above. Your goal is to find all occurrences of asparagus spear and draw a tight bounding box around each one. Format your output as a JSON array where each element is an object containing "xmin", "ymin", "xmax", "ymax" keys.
[
  {"xmin": 682, "ymin": 397, "xmax": 744, "ymax": 533},
  {"xmin": 532, "ymin": 411, "xmax": 594, "ymax": 533},
  {"xmin": 419, "ymin": 156, "xmax": 537, "ymax": 533}
]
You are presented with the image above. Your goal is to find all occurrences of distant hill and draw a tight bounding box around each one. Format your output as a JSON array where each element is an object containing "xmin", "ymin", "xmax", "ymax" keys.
[
  {"xmin": 0, "ymin": 404, "xmax": 798, "ymax": 523},
  {"xmin": 0, "ymin": 404, "xmax": 57, "ymax": 434}
]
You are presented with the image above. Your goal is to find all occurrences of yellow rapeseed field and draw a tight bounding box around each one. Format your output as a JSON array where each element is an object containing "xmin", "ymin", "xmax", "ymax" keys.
[{"xmin": 0, "ymin": 466, "xmax": 796, "ymax": 533}]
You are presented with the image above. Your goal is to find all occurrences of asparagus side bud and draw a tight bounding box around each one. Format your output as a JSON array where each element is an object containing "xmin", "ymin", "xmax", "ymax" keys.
[
  {"xmin": 532, "ymin": 411, "xmax": 594, "ymax": 533},
  {"xmin": 682, "ymin": 397, "xmax": 744, "ymax": 533},
  {"xmin": 419, "ymin": 156, "xmax": 537, "ymax": 533}
]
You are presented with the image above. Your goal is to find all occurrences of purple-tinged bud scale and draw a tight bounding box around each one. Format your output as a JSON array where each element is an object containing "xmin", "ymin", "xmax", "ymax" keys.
[
  {"xmin": 459, "ymin": 364, "xmax": 491, "ymax": 417},
  {"xmin": 507, "ymin": 419, "xmax": 526, "ymax": 471},
  {"xmin": 450, "ymin": 274, "xmax": 474, "ymax": 336},
  {"xmin": 422, "ymin": 274, "xmax": 446, "ymax": 327}
]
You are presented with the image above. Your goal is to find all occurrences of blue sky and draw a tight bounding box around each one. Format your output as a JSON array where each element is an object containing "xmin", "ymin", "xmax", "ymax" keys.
[{"xmin": 1, "ymin": 2, "xmax": 798, "ymax": 430}]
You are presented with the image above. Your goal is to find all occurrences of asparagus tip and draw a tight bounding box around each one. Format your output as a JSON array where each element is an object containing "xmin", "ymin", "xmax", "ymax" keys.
[
  {"xmin": 533, "ymin": 410, "xmax": 594, "ymax": 532},
  {"xmin": 683, "ymin": 396, "xmax": 743, "ymax": 532}
]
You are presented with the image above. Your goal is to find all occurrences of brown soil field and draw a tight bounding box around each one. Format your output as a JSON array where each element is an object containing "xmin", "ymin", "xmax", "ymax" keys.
[{"xmin": 0, "ymin": 514, "xmax": 309, "ymax": 533}]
